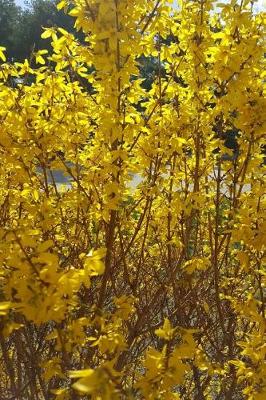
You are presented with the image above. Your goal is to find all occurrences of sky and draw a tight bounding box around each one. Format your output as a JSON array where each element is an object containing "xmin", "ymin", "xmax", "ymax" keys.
[
  {"xmin": 14, "ymin": 0, "xmax": 265, "ymax": 10},
  {"xmin": 15, "ymin": 0, "xmax": 25, "ymax": 6},
  {"xmin": 15, "ymin": 0, "xmax": 28, "ymax": 7}
]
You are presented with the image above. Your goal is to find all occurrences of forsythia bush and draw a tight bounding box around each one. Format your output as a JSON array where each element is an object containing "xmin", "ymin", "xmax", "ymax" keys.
[{"xmin": 0, "ymin": 0, "xmax": 265, "ymax": 399}]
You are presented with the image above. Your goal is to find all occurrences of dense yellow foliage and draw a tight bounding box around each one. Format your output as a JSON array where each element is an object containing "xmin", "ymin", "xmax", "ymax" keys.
[{"xmin": 0, "ymin": 0, "xmax": 265, "ymax": 399}]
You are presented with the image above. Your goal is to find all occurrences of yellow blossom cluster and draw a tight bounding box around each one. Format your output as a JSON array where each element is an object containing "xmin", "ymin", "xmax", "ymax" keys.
[{"xmin": 0, "ymin": 0, "xmax": 265, "ymax": 399}]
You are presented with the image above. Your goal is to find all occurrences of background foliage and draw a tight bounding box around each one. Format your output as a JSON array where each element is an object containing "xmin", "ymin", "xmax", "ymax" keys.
[{"xmin": 0, "ymin": 0, "xmax": 78, "ymax": 60}]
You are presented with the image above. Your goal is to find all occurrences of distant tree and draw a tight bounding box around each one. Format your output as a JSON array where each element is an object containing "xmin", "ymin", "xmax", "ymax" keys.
[
  {"xmin": 0, "ymin": 0, "xmax": 22, "ymax": 60},
  {"xmin": 12, "ymin": 0, "xmax": 81, "ymax": 60},
  {"xmin": 0, "ymin": 0, "xmax": 81, "ymax": 61}
]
